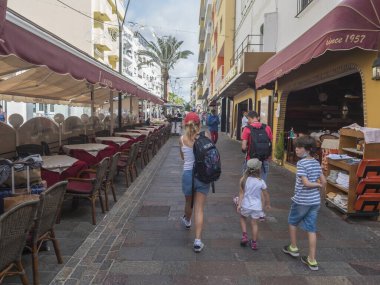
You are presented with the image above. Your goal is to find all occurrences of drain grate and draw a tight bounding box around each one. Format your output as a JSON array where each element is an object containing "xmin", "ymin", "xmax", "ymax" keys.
[{"xmin": 137, "ymin": 206, "xmax": 170, "ymax": 217}]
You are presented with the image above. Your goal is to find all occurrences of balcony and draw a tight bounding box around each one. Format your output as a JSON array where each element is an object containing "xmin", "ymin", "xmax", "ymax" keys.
[
  {"xmin": 93, "ymin": 1, "xmax": 113, "ymax": 22},
  {"xmin": 230, "ymin": 35, "xmax": 262, "ymax": 66},
  {"xmin": 214, "ymin": 65, "xmax": 224, "ymax": 94},
  {"xmin": 216, "ymin": 0, "xmax": 222, "ymax": 14},
  {"xmin": 94, "ymin": 46, "xmax": 104, "ymax": 61},
  {"xmin": 204, "ymin": 21, "xmax": 212, "ymax": 46},
  {"xmin": 205, "ymin": 0, "xmax": 212, "ymax": 21},
  {"xmin": 93, "ymin": 28, "xmax": 112, "ymax": 51},
  {"xmin": 211, "ymin": 44, "xmax": 217, "ymax": 60}
]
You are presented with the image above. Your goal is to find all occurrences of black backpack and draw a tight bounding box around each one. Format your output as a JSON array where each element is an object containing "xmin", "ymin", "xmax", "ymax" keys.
[
  {"xmin": 248, "ymin": 124, "xmax": 272, "ymax": 161},
  {"xmin": 192, "ymin": 131, "xmax": 221, "ymax": 198}
]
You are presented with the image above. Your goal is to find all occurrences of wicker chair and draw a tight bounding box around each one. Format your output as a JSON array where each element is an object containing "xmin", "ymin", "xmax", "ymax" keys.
[
  {"xmin": 103, "ymin": 152, "xmax": 121, "ymax": 211},
  {"xmin": 29, "ymin": 181, "xmax": 68, "ymax": 285},
  {"xmin": 137, "ymin": 137, "xmax": 150, "ymax": 168},
  {"xmin": 64, "ymin": 157, "xmax": 109, "ymax": 225},
  {"xmin": 0, "ymin": 200, "xmax": 40, "ymax": 285},
  {"xmin": 95, "ymin": 130, "xmax": 111, "ymax": 137},
  {"xmin": 16, "ymin": 144, "xmax": 44, "ymax": 157},
  {"xmin": 117, "ymin": 143, "xmax": 138, "ymax": 187},
  {"xmin": 67, "ymin": 136, "xmax": 86, "ymax": 145}
]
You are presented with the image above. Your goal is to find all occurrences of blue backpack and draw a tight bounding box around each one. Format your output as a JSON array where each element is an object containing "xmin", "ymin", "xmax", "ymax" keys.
[{"xmin": 193, "ymin": 131, "xmax": 221, "ymax": 186}]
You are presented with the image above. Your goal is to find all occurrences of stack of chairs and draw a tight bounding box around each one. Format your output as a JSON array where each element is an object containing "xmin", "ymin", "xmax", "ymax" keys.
[{"xmin": 354, "ymin": 159, "xmax": 380, "ymax": 213}]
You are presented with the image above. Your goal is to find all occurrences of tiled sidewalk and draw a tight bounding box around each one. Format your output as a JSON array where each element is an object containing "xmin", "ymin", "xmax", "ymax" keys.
[{"xmin": 49, "ymin": 133, "xmax": 380, "ymax": 285}]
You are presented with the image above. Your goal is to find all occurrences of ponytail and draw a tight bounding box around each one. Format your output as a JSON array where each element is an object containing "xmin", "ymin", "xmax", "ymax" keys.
[{"xmin": 184, "ymin": 120, "xmax": 200, "ymax": 140}]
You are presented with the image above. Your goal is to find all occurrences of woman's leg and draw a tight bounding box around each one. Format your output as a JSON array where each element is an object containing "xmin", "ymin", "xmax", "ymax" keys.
[
  {"xmin": 184, "ymin": 196, "xmax": 193, "ymax": 220},
  {"xmin": 194, "ymin": 191, "xmax": 207, "ymax": 240}
]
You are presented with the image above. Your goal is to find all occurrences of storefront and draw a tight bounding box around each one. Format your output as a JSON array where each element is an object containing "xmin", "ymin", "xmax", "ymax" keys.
[{"xmin": 255, "ymin": 0, "xmax": 380, "ymax": 171}]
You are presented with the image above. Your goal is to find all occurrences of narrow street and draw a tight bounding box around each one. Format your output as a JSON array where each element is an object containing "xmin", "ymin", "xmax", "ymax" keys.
[{"xmin": 46, "ymin": 133, "xmax": 380, "ymax": 285}]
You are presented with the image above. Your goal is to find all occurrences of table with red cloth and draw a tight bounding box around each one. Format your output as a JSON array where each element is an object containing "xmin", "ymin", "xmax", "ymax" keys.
[
  {"xmin": 135, "ymin": 126, "xmax": 159, "ymax": 132},
  {"xmin": 41, "ymin": 155, "xmax": 88, "ymax": 187},
  {"xmin": 95, "ymin": 136, "xmax": 134, "ymax": 151},
  {"xmin": 62, "ymin": 143, "xmax": 116, "ymax": 166},
  {"xmin": 125, "ymin": 129, "xmax": 151, "ymax": 136}
]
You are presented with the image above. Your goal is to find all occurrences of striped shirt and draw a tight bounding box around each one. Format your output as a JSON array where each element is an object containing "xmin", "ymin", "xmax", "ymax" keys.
[{"xmin": 292, "ymin": 158, "xmax": 322, "ymax": 205}]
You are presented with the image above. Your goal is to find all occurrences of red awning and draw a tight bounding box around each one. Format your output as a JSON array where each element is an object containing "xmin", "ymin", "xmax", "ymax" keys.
[
  {"xmin": 0, "ymin": 8, "xmax": 163, "ymax": 105},
  {"xmin": 256, "ymin": 0, "xmax": 380, "ymax": 89}
]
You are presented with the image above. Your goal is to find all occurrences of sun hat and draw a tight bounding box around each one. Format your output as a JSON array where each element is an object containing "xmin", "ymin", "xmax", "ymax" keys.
[
  {"xmin": 246, "ymin": 158, "xmax": 262, "ymax": 171},
  {"xmin": 184, "ymin": 112, "xmax": 200, "ymax": 124}
]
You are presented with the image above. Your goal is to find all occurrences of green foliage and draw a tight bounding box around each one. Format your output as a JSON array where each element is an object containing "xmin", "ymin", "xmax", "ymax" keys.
[
  {"xmin": 137, "ymin": 36, "xmax": 193, "ymax": 101},
  {"xmin": 184, "ymin": 102, "xmax": 191, "ymax": 111},
  {"xmin": 168, "ymin": 92, "xmax": 185, "ymax": 105},
  {"xmin": 274, "ymin": 131, "xmax": 285, "ymax": 160}
]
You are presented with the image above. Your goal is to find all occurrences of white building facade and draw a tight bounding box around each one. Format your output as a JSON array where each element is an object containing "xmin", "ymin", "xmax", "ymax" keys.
[{"xmin": 4, "ymin": 0, "xmax": 161, "ymax": 122}]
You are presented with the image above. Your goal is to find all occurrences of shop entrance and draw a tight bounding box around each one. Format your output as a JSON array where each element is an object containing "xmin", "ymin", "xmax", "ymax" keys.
[
  {"xmin": 236, "ymin": 99, "xmax": 252, "ymax": 140},
  {"xmin": 284, "ymin": 72, "xmax": 364, "ymax": 164}
]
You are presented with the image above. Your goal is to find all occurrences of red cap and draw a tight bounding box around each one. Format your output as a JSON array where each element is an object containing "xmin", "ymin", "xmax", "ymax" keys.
[{"xmin": 184, "ymin": 112, "xmax": 200, "ymax": 124}]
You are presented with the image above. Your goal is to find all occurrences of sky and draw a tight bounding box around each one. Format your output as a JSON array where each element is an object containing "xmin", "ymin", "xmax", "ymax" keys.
[{"xmin": 126, "ymin": 0, "xmax": 200, "ymax": 102}]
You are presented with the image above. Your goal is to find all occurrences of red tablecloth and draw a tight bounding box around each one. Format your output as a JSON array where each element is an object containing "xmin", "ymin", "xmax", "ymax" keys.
[
  {"xmin": 69, "ymin": 146, "xmax": 116, "ymax": 166},
  {"xmin": 41, "ymin": 160, "xmax": 88, "ymax": 187},
  {"xmin": 100, "ymin": 139, "xmax": 135, "ymax": 152}
]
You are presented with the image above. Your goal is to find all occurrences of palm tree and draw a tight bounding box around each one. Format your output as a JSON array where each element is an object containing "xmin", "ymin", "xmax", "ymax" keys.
[{"xmin": 137, "ymin": 36, "xmax": 193, "ymax": 102}]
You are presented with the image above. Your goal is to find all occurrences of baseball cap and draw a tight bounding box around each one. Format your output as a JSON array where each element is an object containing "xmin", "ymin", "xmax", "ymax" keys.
[
  {"xmin": 246, "ymin": 158, "xmax": 262, "ymax": 171},
  {"xmin": 184, "ymin": 112, "xmax": 200, "ymax": 124}
]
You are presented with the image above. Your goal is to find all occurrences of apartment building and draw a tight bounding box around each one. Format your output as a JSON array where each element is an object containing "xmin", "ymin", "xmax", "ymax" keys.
[{"xmin": 5, "ymin": 0, "xmax": 161, "ymax": 122}]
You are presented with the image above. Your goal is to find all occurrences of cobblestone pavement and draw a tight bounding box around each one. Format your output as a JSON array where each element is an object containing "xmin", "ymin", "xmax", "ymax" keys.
[{"xmin": 6, "ymin": 133, "xmax": 380, "ymax": 285}]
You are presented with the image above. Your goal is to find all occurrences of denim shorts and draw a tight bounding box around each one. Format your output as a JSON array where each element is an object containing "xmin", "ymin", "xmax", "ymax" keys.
[
  {"xmin": 288, "ymin": 202, "xmax": 320, "ymax": 233},
  {"xmin": 182, "ymin": 169, "xmax": 210, "ymax": 196}
]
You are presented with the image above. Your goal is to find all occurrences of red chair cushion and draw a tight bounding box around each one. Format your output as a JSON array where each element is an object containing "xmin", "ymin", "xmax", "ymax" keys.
[{"xmin": 67, "ymin": 180, "xmax": 93, "ymax": 194}]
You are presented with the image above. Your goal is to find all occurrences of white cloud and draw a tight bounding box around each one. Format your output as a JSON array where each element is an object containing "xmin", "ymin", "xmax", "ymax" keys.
[{"xmin": 127, "ymin": 0, "xmax": 200, "ymax": 101}]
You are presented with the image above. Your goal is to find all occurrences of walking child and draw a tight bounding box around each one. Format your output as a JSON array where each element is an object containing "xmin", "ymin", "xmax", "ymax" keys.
[
  {"xmin": 282, "ymin": 135, "xmax": 326, "ymax": 271},
  {"xmin": 237, "ymin": 158, "xmax": 271, "ymax": 250}
]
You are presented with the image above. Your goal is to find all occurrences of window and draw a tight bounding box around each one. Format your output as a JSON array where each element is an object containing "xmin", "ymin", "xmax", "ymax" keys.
[
  {"xmin": 38, "ymin": 103, "xmax": 44, "ymax": 112},
  {"xmin": 296, "ymin": 0, "xmax": 314, "ymax": 17},
  {"xmin": 50, "ymin": 104, "xmax": 54, "ymax": 112},
  {"xmin": 33, "ymin": 103, "xmax": 36, "ymax": 113}
]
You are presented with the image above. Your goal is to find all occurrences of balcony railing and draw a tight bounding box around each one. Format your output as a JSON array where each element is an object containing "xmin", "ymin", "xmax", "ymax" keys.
[
  {"xmin": 230, "ymin": 34, "xmax": 262, "ymax": 67},
  {"xmin": 296, "ymin": 0, "xmax": 314, "ymax": 17},
  {"xmin": 214, "ymin": 65, "xmax": 224, "ymax": 94}
]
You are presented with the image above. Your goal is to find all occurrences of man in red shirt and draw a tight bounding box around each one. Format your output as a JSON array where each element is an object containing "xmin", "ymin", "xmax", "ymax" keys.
[{"xmin": 241, "ymin": 111, "xmax": 273, "ymax": 181}]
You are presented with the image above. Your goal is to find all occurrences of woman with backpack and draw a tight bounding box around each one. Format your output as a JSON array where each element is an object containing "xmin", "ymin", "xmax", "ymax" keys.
[{"xmin": 179, "ymin": 112, "xmax": 211, "ymax": 253}]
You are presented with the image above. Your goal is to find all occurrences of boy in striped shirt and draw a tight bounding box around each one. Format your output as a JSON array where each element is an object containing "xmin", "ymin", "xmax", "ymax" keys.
[{"xmin": 282, "ymin": 136, "xmax": 326, "ymax": 271}]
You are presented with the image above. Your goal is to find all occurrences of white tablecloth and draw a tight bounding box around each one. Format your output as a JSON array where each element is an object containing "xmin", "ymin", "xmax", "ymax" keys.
[
  {"xmin": 63, "ymin": 143, "xmax": 108, "ymax": 157},
  {"xmin": 95, "ymin": 137, "xmax": 131, "ymax": 145},
  {"xmin": 42, "ymin": 155, "xmax": 78, "ymax": 173}
]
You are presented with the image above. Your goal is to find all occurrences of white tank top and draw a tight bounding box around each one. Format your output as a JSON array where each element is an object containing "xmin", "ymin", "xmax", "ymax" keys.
[
  {"xmin": 241, "ymin": 177, "xmax": 267, "ymax": 211},
  {"xmin": 181, "ymin": 136, "xmax": 194, "ymax": 171}
]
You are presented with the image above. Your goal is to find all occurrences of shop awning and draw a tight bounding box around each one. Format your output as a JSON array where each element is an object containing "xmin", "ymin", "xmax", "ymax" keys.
[
  {"xmin": 255, "ymin": 0, "xmax": 380, "ymax": 89},
  {"xmin": 0, "ymin": 7, "xmax": 163, "ymax": 105}
]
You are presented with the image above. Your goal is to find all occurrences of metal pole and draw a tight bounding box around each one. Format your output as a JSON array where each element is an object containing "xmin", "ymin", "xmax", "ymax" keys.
[
  {"xmin": 110, "ymin": 90, "xmax": 114, "ymax": 133},
  {"xmin": 115, "ymin": 0, "xmax": 131, "ymax": 128}
]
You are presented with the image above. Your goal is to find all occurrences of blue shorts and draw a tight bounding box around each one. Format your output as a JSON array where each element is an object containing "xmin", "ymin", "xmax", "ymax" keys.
[
  {"xmin": 288, "ymin": 202, "xmax": 320, "ymax": 233},
  {"xmin": 182, "ymin": 169, "xmax": 210, "ymax": 196}
]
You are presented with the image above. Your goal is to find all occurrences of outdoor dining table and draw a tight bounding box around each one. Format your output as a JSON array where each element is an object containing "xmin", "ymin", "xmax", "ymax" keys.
[
  {"xmin": 115, "ymin": 132, "xmax": 144, "ymax": 138},
  {"xmin": 41, "ymin": 155, "xmax": 88, "ymax": 187},
  {"xmin": 95, "ymin": 136, "xmax": 133, "ymax": 151},
  {"xmin": 125, "ymin": 129, "xmax": 151, "ymax": 135},
  {"xmin": 63, "ymin": 143, "xmax": 116, "ymax": 166}
]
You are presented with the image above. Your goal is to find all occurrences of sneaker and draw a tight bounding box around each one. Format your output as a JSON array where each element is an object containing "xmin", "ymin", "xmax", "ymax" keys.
[
  {"xmin": 193, "ymin": 240, "xmax": 204, "ymax": 253},
  {"xmin": 240, "ymin": 233, "xmax": 249, "ymax": 247},
  {"xmin": 282, "ymin": 245, "xmax": 300, "ymax": 257},
  {"xmin": 250, "ymin": 240, "xmax": 258, "ymax": 250},
  {"xmin": 181, "ymin": 215, "xmax": 191, "ymax": 229},
  {"xmin": 301, "ymin": 256, "xmax": 319, "ymax": 271}
]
